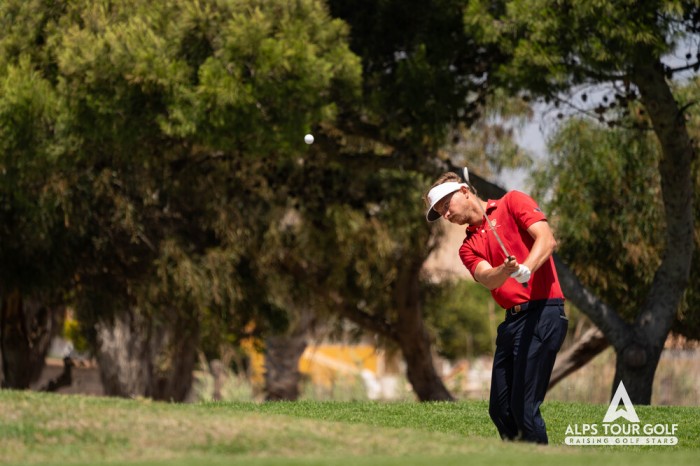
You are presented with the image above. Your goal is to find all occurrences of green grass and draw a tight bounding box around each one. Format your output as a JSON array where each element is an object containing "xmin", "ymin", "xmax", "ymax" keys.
[{"xmin": 0, "ymin": 390, "xmax": 698, "ymax": 466}]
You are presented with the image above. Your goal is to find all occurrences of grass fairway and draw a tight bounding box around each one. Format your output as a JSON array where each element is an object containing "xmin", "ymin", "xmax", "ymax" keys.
[{"xmin": 0, "ymin": 390, "xmax": 698, "ymax": 466}]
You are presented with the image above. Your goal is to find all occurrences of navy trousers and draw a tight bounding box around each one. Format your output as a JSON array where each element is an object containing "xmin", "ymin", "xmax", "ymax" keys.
[{"xmin": 488, "ymin": 300, "xmax": 568, "ymax": 444}]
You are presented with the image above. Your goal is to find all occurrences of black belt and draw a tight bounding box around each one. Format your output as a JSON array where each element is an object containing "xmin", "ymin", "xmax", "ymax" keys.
[{"xmin": 507, "ymin": 298, "xmax": 564, "ymax": 316}]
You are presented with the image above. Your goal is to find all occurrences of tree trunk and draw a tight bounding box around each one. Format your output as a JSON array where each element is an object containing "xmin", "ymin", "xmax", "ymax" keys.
[
  {"xmin": 263, "ymin": 334, "xmax": 308, "ymax": 401},
  {"xmin": 149, "ymin": 311, "xmax": 199, "ymax": 401},
  {"xmin": 395, "ymin": 311, "xmax": 454, "ymax": 401},
  {"xmin": 95, "ymin": 310, "xmax": 149, "ymax": 397},
  {"xmin": 209, "ymin": 359, "xmax": 226, "ymax": 401},
  {"xmin": 331, "ymin": 263, "xmax": 453, "ymax": 401},
  {"xmin": 95, "ymin": 307, "xmax": 198, "ymax": 401},
  {"xmin": 394, "ymin": 260, "xmax": 454, "ymax": 401},
  {"xmin": 549, "ymin": 326, "xmax": 608, "ymax": 389},
  {"xmin": 264, "ymin": 308, "xmax": 314, "ymax": 401},
  {"xmin": 612, "ymin": 339, "xmax": 664, "ymax": 403},
  {"xmin": 617, "ymin": 58, "xmax": 695, "ymax": 404},
  {"xmin": 0, "ymin": 289, "xmax": 65, "ymax": 389}
]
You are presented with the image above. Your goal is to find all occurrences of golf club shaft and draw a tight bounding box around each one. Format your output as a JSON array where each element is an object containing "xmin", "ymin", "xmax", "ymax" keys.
[
  {"xmin": 461, "ymin": 166, "xmax": 528, "ymax": 287},
  {"xmin": 475, "ymin": 198, "xmax": 513, "ymax": 260},
  {"xmin": 461, "ymin": 167, "xmax": 512, "ymax": 259}
]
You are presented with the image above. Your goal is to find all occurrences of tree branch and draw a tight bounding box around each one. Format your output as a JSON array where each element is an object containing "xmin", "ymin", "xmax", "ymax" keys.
[
  {"xmin": 548, "ymin": 326, "xmax": 609, "ymax": 389},
  {"xmin": 552, "ymin": 255, "xmax": 631, "ymax": 347},
  {"xmin": 666, "ymin": 60, "xmax": 700, "ymax": 75}
]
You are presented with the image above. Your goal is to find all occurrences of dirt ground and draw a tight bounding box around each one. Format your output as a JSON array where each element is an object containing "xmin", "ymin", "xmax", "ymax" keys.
[{"xmin": 31, "ymin": 357, "xmax": 104, "ymax": 396}]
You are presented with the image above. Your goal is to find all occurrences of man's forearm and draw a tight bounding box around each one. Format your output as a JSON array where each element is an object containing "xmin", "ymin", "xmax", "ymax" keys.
[
  {"xmin": 474, "ymin": 260, "xmax": 518, "ymax": 290},
  {"xmin": 523, "ymin": 223, "xmax": 557, "ymax": 273}
]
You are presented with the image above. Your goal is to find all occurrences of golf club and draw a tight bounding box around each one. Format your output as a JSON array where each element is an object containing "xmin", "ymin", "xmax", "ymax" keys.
[
  {"xmin": 461, "ymin": 167, "xmax": 512, "ymax": 260},
  {"xmin": 461, "ymin": 167, "xmax": 529, "ymax": 287}
]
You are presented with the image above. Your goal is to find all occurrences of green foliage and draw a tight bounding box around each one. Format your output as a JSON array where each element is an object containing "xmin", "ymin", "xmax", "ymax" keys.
[
  {"xmin": 533, "ymin": 84, "xmax": 700, "ymax": 337},
  {"xmin": 329, "ymin": 0, "xmax": 502, "ymax": 150},
  {"xmin": 0, "ymin": 55, "xmax": 71, "ymax": 293},
  {"xmin": 465, "ymin": 0, "xmax": 694, "ymax": 94},
  {"xmin": 467, "ymin": 1, "xmax": 700, "ymax": 354},
  {"xmin": 258, "ymin": 166, "xmax": 437, "ymax": 331},
  {"xmin": 425, "ymin": 279, "xmax": 495, "ymax": 359},
  {"xmin": 0, "ymin": 0, "xmax": 533, "ymax": 390},
  {"xmin": 0, "ymin": 0, "xmax": 362, "ymax": 349},
  {"xmin": 674, "ymin": 83, "xmax": 700, "ymax": 338},
  {"xmin": 444, "ymin": 88, "xmax": 535, "ymax": 177},
  {"xmin": 45, "ymin": 0, "xmax": 360, "ymax": 154},
  {"xmin": 534, "ymin": 117, "xmax": 664, "ymax": 320}
]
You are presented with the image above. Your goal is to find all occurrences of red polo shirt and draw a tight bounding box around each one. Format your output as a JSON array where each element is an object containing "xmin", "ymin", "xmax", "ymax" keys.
[{"xmin": 459, "ymin": 191, "xmax": 564, "ymax": 309}]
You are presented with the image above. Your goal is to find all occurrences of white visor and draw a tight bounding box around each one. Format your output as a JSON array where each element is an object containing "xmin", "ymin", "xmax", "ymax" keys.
[{"xmin": 426, "ymin": 182, "xmax": 467, "ymax": 222}]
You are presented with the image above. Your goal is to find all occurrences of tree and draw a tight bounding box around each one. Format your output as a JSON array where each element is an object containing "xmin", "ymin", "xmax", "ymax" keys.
[
  {"xmin": 0, "ymin": 0, "xmax": 536, "ymax": 402},
  {"xmin": 322, "ymin": 170, "xmax": 455, "ymax": 401},
  {"xmin": 466, "ymin": 0, "xmax": 697, "ymax": 403},
  {"xmin": 253, "ymin": 164, "xmax": 458, "ymax": 401},
  {"xmin": 0, "ymin": 33, "xmax": 74, "ymax": 389},
  {"xmin": 210, "ymin": 0, "xmax": 510, "ymax": 402},
  {"xmin": 0, "ymin": 0, "xmax": 361, "ymax": 399},
  {"xmin": 310, "ymin": 0, "xmax": 528, "ymax": 401},
  {"xmin": 328, "ymin": 0, "xmax": 501, "ymax": 152},
  {"xmin": 538, "ymin": 95, "xmax": 700, "ymax": 387}
]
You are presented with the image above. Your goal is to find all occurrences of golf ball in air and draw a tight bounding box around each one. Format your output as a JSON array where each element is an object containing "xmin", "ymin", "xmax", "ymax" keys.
[{"xmin": 304, "ymin": 134, "xmax": 314, "ymax": 144}]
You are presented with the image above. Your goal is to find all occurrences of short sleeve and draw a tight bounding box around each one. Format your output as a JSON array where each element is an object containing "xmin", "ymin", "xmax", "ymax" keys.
[
  {"xmin": 459, "ymin": 237, "xmax": 484, "ymax": 277},
  {"xmin": 506, "ymin": 191, "xmax": 547, "ymax": 230}
]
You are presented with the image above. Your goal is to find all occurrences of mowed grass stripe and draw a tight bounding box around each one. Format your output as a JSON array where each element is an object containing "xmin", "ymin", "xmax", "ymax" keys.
[
  {"xmin": 0, "ymin": 390, "xmax": 503, "ymax": 465},
  {"xmin": 1, "ymin": 391, "xmax": 698, "ymax": 466},
  {"xmin": 218, "ymin": 399, "xmax": 700, "ymax": 447},
  {"xmin": 218, "ymin": 400, "xmax": 495, "ymax": 437},
  {"xmin": 24, "ymin": 451, "xmax": 700, "ymax": 466}
]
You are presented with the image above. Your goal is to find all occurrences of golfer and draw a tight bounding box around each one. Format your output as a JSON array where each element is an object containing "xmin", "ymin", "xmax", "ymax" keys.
[{"xmin": 425, "ymin": 172, "xmax": 568, "ymax": 444}]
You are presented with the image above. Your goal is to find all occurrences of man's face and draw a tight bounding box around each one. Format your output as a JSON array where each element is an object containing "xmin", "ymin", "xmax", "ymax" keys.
[
  {"xmin": 436, "ymin": 187, "xmax": 479, "ymax": 225},
  {"xmin": 433, "ymin": 191, "xmax": 455, "ymax": 218}
]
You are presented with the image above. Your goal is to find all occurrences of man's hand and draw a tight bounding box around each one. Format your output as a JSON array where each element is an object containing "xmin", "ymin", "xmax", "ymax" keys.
[
  {"xmin": 510, "ymin": 264, "xmax": 531, "ymax": 283},
  {"xmin": 503, "ymin": 256, "xmax": 520, "ymax": 276},
  {"xmin": 474, "ymin": 256, "xmax": 529, "ymax": 290}
]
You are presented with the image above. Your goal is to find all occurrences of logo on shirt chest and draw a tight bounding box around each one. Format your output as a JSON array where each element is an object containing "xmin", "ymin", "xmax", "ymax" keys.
[{"xmin": 479, "ymin": 216, "xmax": 502, "ymax": 234}]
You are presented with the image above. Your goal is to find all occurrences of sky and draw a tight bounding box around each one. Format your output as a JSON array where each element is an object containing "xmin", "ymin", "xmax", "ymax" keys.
[
  {"xmin": 497, "ymin": 109, "xmax": 551, "ymax": 193},
  {"xmin": 500, "ymin": 39, "xmax": 700, "ymax": 194}
]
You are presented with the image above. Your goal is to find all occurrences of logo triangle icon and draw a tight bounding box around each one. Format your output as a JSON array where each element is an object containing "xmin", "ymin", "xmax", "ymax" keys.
[{"xmin": 603, "ymin": 381, "xmax": 640, "ymax": 423}]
